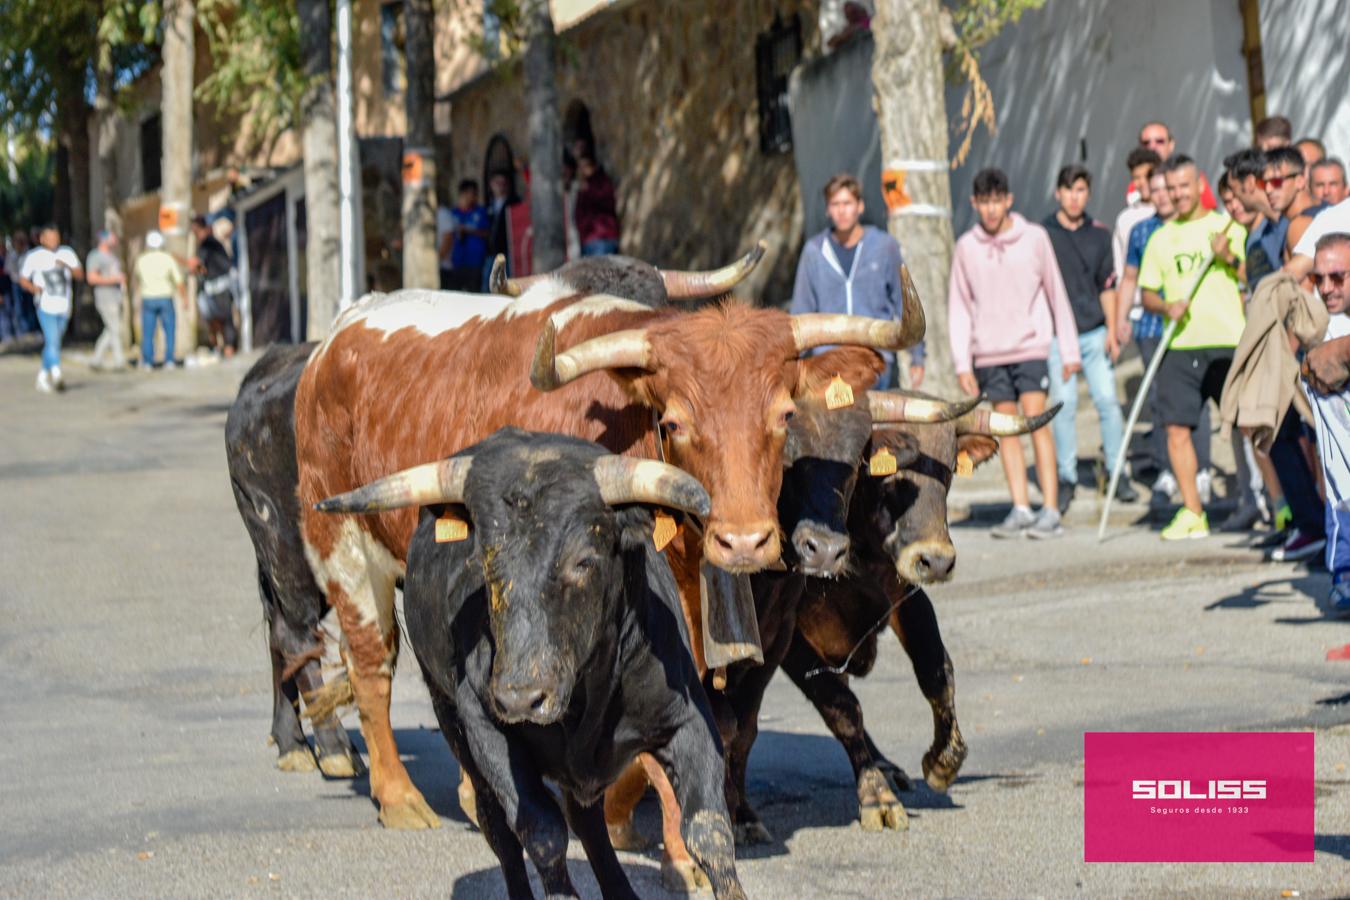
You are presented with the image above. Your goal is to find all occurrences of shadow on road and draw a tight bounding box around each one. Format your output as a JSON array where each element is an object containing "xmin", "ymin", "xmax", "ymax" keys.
[
  {"xmin": 1208, "ymin": 573, "xmax": 1329, "ymax": 613},
  {"xmin": 335, "ymin": 726, "xmax": 471, "ymax": 826}
]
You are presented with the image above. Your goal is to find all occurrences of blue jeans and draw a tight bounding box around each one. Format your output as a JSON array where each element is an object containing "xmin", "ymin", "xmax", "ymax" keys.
[
  {"xmin": 1047, "ymin": 326, "xmax": 1125, "ymax": 485},
  {"xmin": 142, "ymin": 297, "xmax": 176, "ymax": 366},
  {"xmin": 581, "ymin": 238, "xmax": 619, "ymax": 257},
  {"xmin": 36, "ymin": 308, "xmax": 67, "ymax": 370}
]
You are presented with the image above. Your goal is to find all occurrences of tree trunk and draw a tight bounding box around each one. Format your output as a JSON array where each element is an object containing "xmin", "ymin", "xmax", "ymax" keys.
[
  {"xmin": 53, "ymin": 138, "xmax": 72, "ymax": 240},
  {"xmin": 95, "ymin": 41, "xmax": 121, "ymax": 237},
  {"xmin": 401, "ymin": 0, "xmax": 439, "ymax": 289},
  {"xmin": 161, "ymin": 0, "xmax": 196, "ymax": 361},
  {"xmin": 523, "ymin": 0, "xmax": 564, "ymax": 273},
  {"xmin": 871, "ymin": 0, "xmax": 956, "ymax": 395},
  {"xmin": 299, "ymin": 0, "xmax": 342, "ymax": 337},
  {"xmin": 61, "ymin": 99, "xmax": 93, "ymax": 257}
]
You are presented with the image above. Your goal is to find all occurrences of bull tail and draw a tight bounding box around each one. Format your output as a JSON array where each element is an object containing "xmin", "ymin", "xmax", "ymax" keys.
[{"xmin": 302, "ymin": 672, "xmax": 355, "ymax": 723}]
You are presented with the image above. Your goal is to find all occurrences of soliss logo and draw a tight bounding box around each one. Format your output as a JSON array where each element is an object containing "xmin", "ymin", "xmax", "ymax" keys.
[{"xmin": 1131, "ymin": 780, "xmax": 1267, "ymax": 800}]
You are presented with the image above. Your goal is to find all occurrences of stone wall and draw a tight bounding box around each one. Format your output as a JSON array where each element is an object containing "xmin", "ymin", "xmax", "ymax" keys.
[{"xmin": 448, "ymin": 0, "xmax": 820, "ymax": 303}]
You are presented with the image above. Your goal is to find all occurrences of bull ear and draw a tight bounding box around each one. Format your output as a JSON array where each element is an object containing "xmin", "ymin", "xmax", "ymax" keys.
[
  {"xmin": 870, "ymin": 431, "xmax": 921, "ymax": 470},
  {"xmin": 956, "ymin": 433, "xmax": 1000, "ymax": 468},
  {"xmin": 795, "ymin": 346, "xmax": 886, "ymax": 397}
]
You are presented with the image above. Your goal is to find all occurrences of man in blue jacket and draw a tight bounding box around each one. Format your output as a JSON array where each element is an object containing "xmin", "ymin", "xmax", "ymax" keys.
[{"xmin": 790, "ymin": 172, "xmax": 925, "ymax": 388}]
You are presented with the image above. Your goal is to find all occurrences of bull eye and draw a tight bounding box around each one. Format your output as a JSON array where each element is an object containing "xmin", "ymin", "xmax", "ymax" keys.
[{"xmin": 659, "ymin": 418, "xmax": 684, "ymax": 438}]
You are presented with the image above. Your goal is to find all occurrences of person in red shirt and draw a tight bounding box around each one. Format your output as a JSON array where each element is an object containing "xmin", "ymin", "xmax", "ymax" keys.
[
  {"xmin": 1132, "ymin": 122, "xmax": 1217, "ymax": 210},
  {"xmin": 575, "ymin": 155, "xmax": 620, "ymax": 256}
]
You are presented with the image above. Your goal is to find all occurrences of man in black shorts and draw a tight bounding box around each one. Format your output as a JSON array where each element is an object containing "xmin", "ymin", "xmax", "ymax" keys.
[{"xmin": 950, "ymin": 167, "xmax": 1082, "ymax": 538}]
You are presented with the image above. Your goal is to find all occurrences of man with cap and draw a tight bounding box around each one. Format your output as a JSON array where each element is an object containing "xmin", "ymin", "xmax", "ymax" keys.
[
  {"xmin": 133, "ymin": 230, "xmax": 185, "ymax": 369},
  {"xmin": 86, "ymin": 230, "xmax": 128, "ymax": 371}
]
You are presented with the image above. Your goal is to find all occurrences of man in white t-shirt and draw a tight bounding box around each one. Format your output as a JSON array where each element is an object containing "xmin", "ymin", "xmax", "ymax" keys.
[
  {"xmin": 1301, "ymin": 231, "xmax": 1350, "ymax": 613},
  {"xmin": 17, "ymin": 225, "xmax": 83, "ymax": 393},
  {"xmin": 1288, "ymin": 196, "xmax": 1350, "ymax": 281}
]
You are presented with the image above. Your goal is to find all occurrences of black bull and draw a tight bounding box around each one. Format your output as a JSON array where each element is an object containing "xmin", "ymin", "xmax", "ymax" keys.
[{"xmin": 319, "ymin": 428, "xmax": 746, "ymax": 900}]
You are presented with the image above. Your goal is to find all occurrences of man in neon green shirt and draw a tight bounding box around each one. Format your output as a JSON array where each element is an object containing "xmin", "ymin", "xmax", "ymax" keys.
[{"xmin": 1139, "ymin": 154, "xmax": 1248, "ymax": 540}]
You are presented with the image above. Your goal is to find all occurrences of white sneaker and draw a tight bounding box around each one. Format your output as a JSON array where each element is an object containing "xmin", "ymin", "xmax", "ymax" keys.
[
  {"xmin": 50, "ymin": 365, "xmax": 65, "ymax": 391},
  {"xmin": 35, "ymin": 369, "xmax": 53, "ymax": 393},
  {"xmin": 1196, "ymin": 469, "xmax": 1213, "ymax": 505}
]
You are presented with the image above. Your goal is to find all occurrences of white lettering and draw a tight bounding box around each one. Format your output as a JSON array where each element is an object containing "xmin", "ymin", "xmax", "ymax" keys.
[{"xmin": 1131, "ymin": 778, "xmax": 1267, "ymax": 800}]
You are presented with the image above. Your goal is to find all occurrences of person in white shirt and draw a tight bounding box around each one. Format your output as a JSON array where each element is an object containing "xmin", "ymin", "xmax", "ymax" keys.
[
  {"xmin": 1288, "ymin": 196, "xmax": 1350, "ymax": 280},
  {"xmin": 1301, "ymin": 231, "xmax": 1350, "ymax": 613},
  {"xmin": 17, "ymin": 225, "xmax": 84, "ymax": 393}
]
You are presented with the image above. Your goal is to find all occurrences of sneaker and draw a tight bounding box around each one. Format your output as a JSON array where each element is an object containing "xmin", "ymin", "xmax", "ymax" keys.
[
  {"xmin": 1329, "ymin": 573, "xmax": 1350, "ymax": 615},
  {"xmin": 1218, "ymin": 503, "xmax": 1263, "ymax": 533},
  {"xmin": 1253, "ymin": 528, "xmax": 1289, "ymax": 550},
  {"xmin": 1270, "ymin": 529, "xmax": 1326, "ymax": 562},
  {"xmin": 1196, "ymin": 469, "xmax": 1214, "ymax": 505},
  {"xmin": 35, "ymin": 369, "xmax": 53, "ymax": 393},
  {"xmin": 1162, "ymin": 507, "xmax": 1209, "ymax": 541},
  {"xmin": 1114, "ymin": 478, "xmax": 1140, "ymax": 503},
  {"xmin": 992, "ymin": 506, "xmax": 1036, "ymax": 539},
  {"xmin": 1151, "ymin": 471, "xmax": 1178, "ymax": 507},
  {"xmin": 1057, "ymin": 479, "xmax": 1075, "ymax": 515},
  {"xmin": 1027, "ymin": 507, "xmax": 1064, "ymax": 539}
]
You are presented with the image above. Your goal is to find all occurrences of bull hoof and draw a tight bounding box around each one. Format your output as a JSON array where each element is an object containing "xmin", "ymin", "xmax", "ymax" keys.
[
  {"xmin": 276, "ymin": 747, "xmax": 317, "ymax": 773},
  {"xmin": 457, "ymin": 778, "xmax": 479, "ymax": 829},
  {"xmin": 661, "ymin": 856, "xmax": 710, "ymax": 894},
  {"xmin": 733, "ymin": 820, "xmax": 772, "ymax": 846},
  {"xmin": 378, "ymin": 792, "xmax": 442, "ymax": 830},
  {"xmin": 922, "ymin": 732, "xmax": 968, "ymax": 794},
  {"xmin": 857, "ymin": 767, "xmax": 908, "ymax": 832},
  {"xmin": 317, "ymin": 750, "xmax": 365, "ymax": 779},
  {"xmin": 606, "ymin": 819, "xmax": 652, "ymax": 852}
]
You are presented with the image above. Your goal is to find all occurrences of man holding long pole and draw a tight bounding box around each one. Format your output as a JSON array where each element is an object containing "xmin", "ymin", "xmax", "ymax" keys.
[{"xmin": 1138, "ymin": 155, "xmax": 1249, "ymax": 540}]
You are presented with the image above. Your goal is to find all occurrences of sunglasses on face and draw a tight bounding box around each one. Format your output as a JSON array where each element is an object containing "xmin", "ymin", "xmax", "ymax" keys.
[
  {"xmin": 1314, "ymin": 270, "xmax": 1348, "ymax": 288},
  {"xmin": 1261, "ymin": 174, "xmax": 1298, "ymax": 190}
]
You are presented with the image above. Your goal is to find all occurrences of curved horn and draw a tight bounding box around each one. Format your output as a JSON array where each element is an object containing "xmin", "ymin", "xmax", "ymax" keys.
[
  {"xmin": 530, "ymin": 313, "xmax": 652, "ymax": 392},
  {"xmin": 659, "ymin": 240, "xmax": 767, "ymax": 299},
  {"xmin": 897, "ymin": 263, "xmax": 928, "ymax": 348},
  {"xmin": 954, "ymin": 403, "xmax": 1063, "ymax": 437},
  {"xmin": 866, "ymin": 391, "xmax": 983, "ymax": 424},
  {"xmin": 315, "ymin": 457, "xmax": 474, "ymax": 513},
  {"xmin": 790, "ymin": 310, "xmax": 923, "ymax": 354},
  {"xmin": 592, "ymin": 456, "xmax": 711, "ymax": 518},
  {"xmin": 489, "ymin": 255, "xmax": 551, "ymax": 297}
]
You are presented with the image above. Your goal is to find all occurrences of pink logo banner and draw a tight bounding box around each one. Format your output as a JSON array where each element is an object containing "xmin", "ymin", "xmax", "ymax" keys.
[{"xmin": 1084, "ymin": 732, "xmax": 1314, "ymax": 863}]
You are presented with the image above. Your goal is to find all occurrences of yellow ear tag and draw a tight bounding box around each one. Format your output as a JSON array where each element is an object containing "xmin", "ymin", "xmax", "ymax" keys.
[
  {"xmin": 652, "ymin": 512, "xmax": 679, "ymax": 551},
  {"xmin": 825, "ymin": 375, "xmax": 855, "ymax": 410},
  {"xmin": 869, "ymin": 447, "xmax": 897, "ymax": 477},
  {"xmin": 435, "ymin": 516, "xmax": 470, "ymax": 543},
  {"xmin": 955, "ymin": 450, "xmax": 974, "ymax": 477}
]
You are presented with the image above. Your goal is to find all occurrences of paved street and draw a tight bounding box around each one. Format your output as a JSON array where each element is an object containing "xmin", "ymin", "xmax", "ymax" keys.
[{"xmin": 2, "ymin": 349, "xmax": 1348, "ymax": 898}]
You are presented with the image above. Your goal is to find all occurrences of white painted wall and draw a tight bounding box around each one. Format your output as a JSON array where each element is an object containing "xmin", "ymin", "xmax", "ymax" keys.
[
  {"xmin": 1259, "ymin": 0, "xmax": 1350, "ymax": 162},
  {"xmin": 943, "ymin": 0, "xmax": 1251, "ymax": 235}
]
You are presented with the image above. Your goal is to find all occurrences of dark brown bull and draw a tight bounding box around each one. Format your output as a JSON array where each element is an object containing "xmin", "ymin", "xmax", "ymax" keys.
[{"xmin": 783, "ymin": 399, "xmax": 1060, "ymax": 829}]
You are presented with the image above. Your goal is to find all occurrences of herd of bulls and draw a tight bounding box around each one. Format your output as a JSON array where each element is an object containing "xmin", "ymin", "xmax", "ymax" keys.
[{"xmin": 224, "ymin": 247, "xmax": 1058, "ymax": 899}]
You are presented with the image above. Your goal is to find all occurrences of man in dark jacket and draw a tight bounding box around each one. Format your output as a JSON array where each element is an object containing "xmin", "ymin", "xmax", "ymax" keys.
[
  {"xmin": 191, "ymin": 216, "xmax": 237, "ymax": 357},
  {"xmin": 1044, "ymin": 164, "xmax": 1134, "ymax": 509}
]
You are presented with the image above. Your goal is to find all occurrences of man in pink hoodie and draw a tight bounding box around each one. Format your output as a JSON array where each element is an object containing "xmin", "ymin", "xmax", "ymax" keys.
[{"xmin": 950, "ymin": 168, "xmax": 1082, "ymax": 538}]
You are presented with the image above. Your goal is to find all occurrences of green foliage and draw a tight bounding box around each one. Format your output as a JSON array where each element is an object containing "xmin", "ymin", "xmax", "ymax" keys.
[
  {"xmin": 0, "ymin": 136, "xmax": 54, "ymax": 237},
  {"xmin": 943, "ymin": 0, "xmax": 1046, "ymax": 165},
  {"xmin": 196, "ymin": 0, "xmax": 310, "ymax": 152}
]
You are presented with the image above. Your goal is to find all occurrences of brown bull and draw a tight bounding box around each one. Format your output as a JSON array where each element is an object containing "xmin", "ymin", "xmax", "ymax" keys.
[{"xmin": 293, "ymin": 275, "xmax": 924, "ymax": 829}]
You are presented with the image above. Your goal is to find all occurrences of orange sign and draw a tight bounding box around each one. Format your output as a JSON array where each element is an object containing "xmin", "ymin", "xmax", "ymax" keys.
[
  {"xmin": 402, "ymin": 151, "xmax": 424, "ymax": 185},
  {"xmin": 882, "ymin": 168, "xmax": 912, "ymax": 212},
  {"xmin": 158, "ymin": 205, "xmax": 179, "ymax": 232}
]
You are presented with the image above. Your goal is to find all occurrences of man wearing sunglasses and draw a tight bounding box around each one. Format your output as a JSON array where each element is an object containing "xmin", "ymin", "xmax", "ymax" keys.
[
  {"xmin": 1138, "ymin": 156, "xmax": 1248, "ymax": 540},
  {"xmin": 1134, "ymin": 122, "xmax": 1217, "ymax": 211},
  {"xmin": 1266, "ymin": 147, "xmax": 1317, "ymax": 261},
  {"xmin": 1301, "ymin": 232, "xmax": 1350, "ymax": 613}
]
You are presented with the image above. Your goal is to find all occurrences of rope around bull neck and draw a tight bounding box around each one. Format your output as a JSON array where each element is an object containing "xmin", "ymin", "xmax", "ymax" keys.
[{"xmin": 803, "ymin": 583, "xmax": 922, "ymax": 679}]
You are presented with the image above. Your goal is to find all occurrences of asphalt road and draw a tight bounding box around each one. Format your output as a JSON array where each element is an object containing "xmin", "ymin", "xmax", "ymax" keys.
[{"xmin": 2, "ymin": 350, "xmax": 1348, "ymax": 898}]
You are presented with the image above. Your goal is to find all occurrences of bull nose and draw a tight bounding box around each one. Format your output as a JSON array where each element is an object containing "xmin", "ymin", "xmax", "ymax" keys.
[
  {"xmin": 915, "ymin": 549, "xmax": 955, "ymax": 581},
  {"xmin": 706, "ymin": 522, "xmax": 780, "ymax": 572},
  {"xmin": 492, "ymin": 682, "xmax": 558, "ymax": 723},
  {"xmin": 794, "ymin": 526, "xmax": 849, "ymax": 576}
]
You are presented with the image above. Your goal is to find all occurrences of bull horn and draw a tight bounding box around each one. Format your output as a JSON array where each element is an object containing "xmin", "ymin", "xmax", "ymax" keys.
[
  {"xmin": 489, "ymin": 255, "xmax": 550, "ymax": 297},
  {"xmin": 955, "ymin": 403, "xmax": 1063, "ymax": 437},
  {"xmin": 659, "ymin": 240, "xmax": 767, "ymax": 299},
  {"xmin": 530, "ymin": 312, "xmax": 652, "ymax": 392},
  {"xmin": 866, "ymin": 391, "xmax": 983, "ymax": 424},
  {"xmin": 592, "ymin": 456, "xmax": 711, "ymax": 518},
  {"xmin": 315, "ymin": 457, "xmax": 473, "ymax": 513},
  {"xmin": 898, "ymin": 263, "xmax": 927, "ymax": 347}
]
